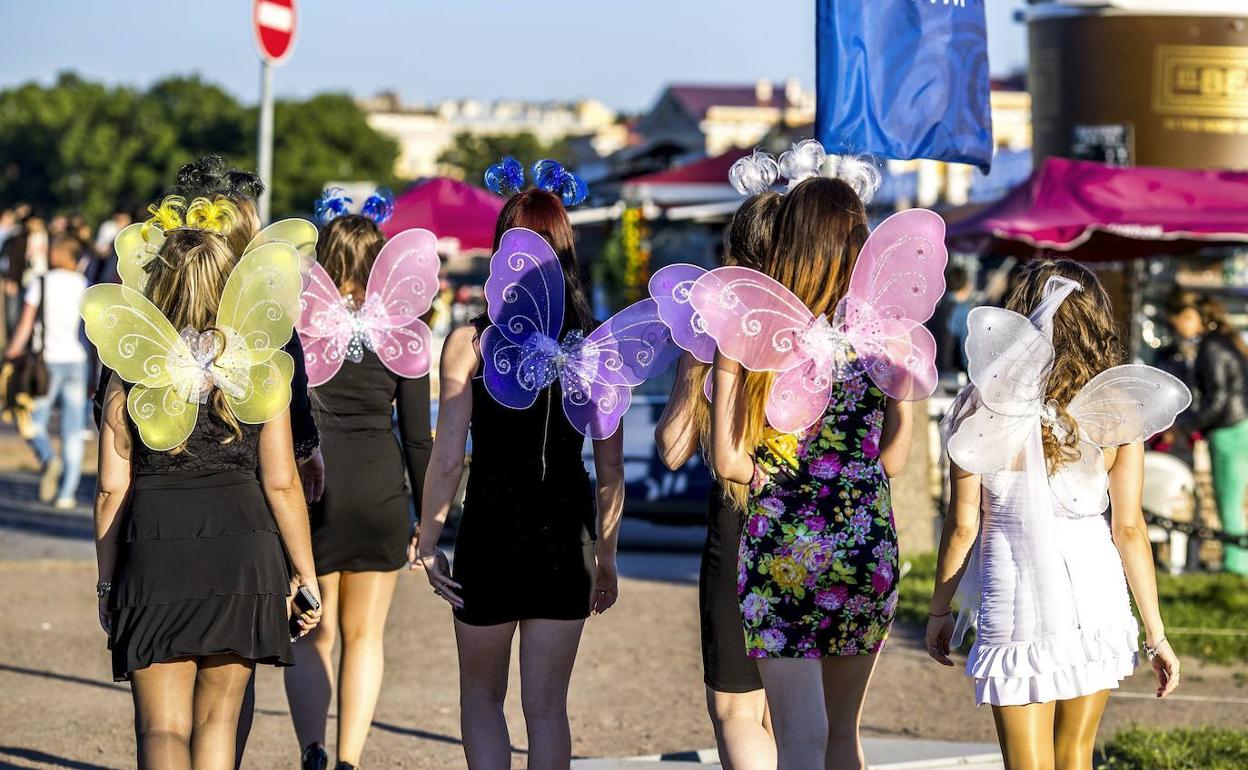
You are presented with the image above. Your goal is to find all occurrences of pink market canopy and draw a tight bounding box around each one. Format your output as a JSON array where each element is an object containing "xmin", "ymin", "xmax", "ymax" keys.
[
  {"xmin": 381, "ymin": 177, "xmax": 503, "ymax": 252},
  {"xmin": 947, "ymin": 157, "xmax": 1248, "ymax": 261}
]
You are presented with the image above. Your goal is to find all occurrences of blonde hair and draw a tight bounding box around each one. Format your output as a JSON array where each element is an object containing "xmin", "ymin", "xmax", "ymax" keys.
[
  {"xmin": 1003, "ymin": 259, "xmax": 1124, "ymax": 473},
  {"xmin": 142, "ymin": 196, "xmax": 245, "ymax": 447},
  {"xmin": 723, "ymin": 177, "xmax": 868, "ymax": 510}
]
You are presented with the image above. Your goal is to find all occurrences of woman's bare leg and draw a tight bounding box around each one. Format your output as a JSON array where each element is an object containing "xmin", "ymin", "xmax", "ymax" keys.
[
  {"xmin": 820, "ymin": 653, "xmax": 880, "ymax": 770},
  {"xmin": 706, "ymin": 687, "xmax": 776, "ymax": 770},
  {"xmin": 130, "ymin": 658, "xmax": 197, "ymax": 770},
  {"xmin": 757, "ymin": 658, "xmax": 828, "ymax": 770},
  {"xmin": 284, "ymin": 571, "xmax": 341, "ymax": 751},
  {"xmin": 334, "ymin": 569, "xmax": 400, "ymax": 765},
  {"xmin": 517, "ymin": 618, "xmax": 585, "ymax": 770},
  {"xmin": 455, "ymin": 619, "xmax": 518, "ymax": 770},
  {"xmin": 1053, "ymin": 691, "xmax": 1110, "ymax": 770},
  {"xmin": 992, "ymin": 701, "xmax": 1057, "ymax": 770},
  {"xmin": 190, "ymin": 655, "xmax": 255, "ymax": 770}
]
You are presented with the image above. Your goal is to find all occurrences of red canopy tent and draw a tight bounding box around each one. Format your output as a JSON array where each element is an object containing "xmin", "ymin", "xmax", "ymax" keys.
[
  {"xmin": 381, "ymin": 177, "xmax": 503, "ymax": 252},
  {"xmin": 948, "ymin": 157, "xmax": 1248, "ymax": 260}
]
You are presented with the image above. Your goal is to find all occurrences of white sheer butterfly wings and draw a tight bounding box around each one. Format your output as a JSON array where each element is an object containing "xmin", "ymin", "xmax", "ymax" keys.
[
  {"xmin": 82, "ymin": 242, "xmax": 302, "ymax": 451},
  {"xmin": 686, "ymin": 209, "xmax": 948, "ymax": 433},
  {"xmin": 946, "ymin": 276, "xmax": 1192, "ymax": 517}
]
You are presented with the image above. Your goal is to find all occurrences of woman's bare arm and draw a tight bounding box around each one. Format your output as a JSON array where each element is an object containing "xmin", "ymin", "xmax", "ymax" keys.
[
  {"xmin": 708, "ymin": 353, "xmax": 754, "ymax": 484},
  {"xmin": 879, "ymin": 398, "xmax": 913, "ymax": 477},
  {"xmin": 1107, "ymin": 441, "xmax": 1179, "ymax": 697},
  {"xmin": 590, "ymin": 429, "xmax": 625, "ymax": 613},
  {"xmin": 925, "ymin": 462, "xmax": 981, "ymax": 665},
  {"xmin": 654, "ymin": 352, "xmax": 702, "ymax": 470},
  {"xmin": 259, "ymin": 410, "xmax": 318, "ymax": 581},
  {"xmin": 94, "ymin": 377, "xmax": 131, "ymax": 631},
  {"xmin": 413, "ymin": 325, "xmax": 476, "ymax": 607}
]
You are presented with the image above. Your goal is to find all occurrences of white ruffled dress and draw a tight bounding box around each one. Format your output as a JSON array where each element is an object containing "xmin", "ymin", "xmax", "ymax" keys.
[{"xmin": 957, "ymin": 453, "xmax": 1139, "ymax": 707}]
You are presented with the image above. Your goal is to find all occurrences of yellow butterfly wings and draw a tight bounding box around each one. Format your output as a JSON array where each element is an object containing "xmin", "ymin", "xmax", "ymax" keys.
[{"xmin": 82, "ymin": 242, "xmax": 302, "ymax": 451}]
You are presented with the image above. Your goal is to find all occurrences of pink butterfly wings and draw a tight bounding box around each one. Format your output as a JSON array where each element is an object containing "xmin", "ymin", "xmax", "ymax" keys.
[
  {"xmin": 688, "ymin": 209, "xmax": 948, "ymax": 433},
  {"xmin": 298, "ymin": 228, "xmax": 440, "ymax": 387}
]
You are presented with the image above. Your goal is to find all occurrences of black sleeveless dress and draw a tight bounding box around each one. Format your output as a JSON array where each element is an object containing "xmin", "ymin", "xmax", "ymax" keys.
[
  {"xmin": 107, "ymin": 405, "xmax": 294, "ymax": 681},
  {"xmin": 451, "ymin": 323, "xmax": 597, "ymax": 626},
  {"xmin": 700, "ymin": 481, "xmax": 762, "ymax": 692},
  {"xmin": 309, "ymin": 351, "xmax": 432, "ymax": 574}
]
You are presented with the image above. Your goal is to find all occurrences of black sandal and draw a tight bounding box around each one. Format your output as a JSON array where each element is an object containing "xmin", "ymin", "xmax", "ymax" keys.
[{"xmin": 301, "ymin": 743, "xmax": 328, "ymax": 770}]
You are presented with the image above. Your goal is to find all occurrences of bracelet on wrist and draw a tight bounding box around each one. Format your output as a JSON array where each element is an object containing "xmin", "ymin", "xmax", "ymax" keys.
[
  {"xmin": 96, "ymin": 581, "xmax": 112, "ymax": 598},
  {"xmin": 1144, "ymin": 636, "xmax": 1168, "ymax": 659},
  {"xmin": 928, "ymin": 608, "xmax": 953, "ymax": 618}
]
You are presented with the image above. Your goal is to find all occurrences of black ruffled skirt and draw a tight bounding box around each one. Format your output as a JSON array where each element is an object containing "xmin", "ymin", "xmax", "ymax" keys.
[{"xmin": 108, "ymin": 470, "xmax": 293, "ymax": 681}]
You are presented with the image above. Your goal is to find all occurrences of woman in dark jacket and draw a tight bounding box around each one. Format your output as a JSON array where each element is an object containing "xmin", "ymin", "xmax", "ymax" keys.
[{"xmin": 1169, "ymin": 291, "xmax": 1248, "ymax": 575}]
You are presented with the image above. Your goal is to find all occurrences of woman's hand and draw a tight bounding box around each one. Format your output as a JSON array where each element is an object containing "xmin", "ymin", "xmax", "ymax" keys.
[
  {"xmin": 924, "ymin": 611, "xmax": 956, "ymax": 666},
  {"xmin": 97, "ymin": 594, "xmax": 111, "ymax": 636},
  {"xmin": 417, "ymin": 549, "xmax": 463, "ymax": 609},
  {"xmin": 406, "ymin": 527, "xmax": 421, "ymax": 569},
  {"xmin": 1150, "ymin": 639, "xmax": 1181, "ymax": 698},
  {"xmin": 296, "ymin": 448, "xmax": 325, "ymax": 504},
  {"xmin": 591, "ymin": 554, "xmax": 619, "ymax": 615},
  {"xmin": 290, "ymin": 576, "xmax": 323, "ymax": 639}
]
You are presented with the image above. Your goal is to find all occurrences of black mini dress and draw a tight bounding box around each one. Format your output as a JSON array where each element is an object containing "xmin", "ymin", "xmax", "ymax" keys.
[
  {"xmin": 699, "ymin": 482, "xmax": 763, "ymax": 693},
  {"xmin": 451, "ymin": 321, "xmax": 597, "ymax": 626},
  {"xmin": 308, "ymin": 351, "xmax": 432, "ymax": 574},
  {"xmin": 108, "ymin": 407, "xmax": 293, "ymax": 681}
]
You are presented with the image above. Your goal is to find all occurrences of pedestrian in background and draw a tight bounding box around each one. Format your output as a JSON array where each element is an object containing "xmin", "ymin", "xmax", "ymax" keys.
[
  {"xmin": 3, "ymin": 213, "xmax": 48, "ymax": 338},
  {"xmin": 1170, "ymin": 291, "xmax": 1248, "ymax": 576},
  {"xmin": 3, "ymin": 234, "xmax": 89, "ymax": 507}
]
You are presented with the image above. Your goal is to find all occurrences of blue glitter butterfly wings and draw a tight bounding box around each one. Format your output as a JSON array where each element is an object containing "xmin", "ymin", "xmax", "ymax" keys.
[{"xmin": 480, "ymin": 228, "xmax": 676, "ymax": 438}]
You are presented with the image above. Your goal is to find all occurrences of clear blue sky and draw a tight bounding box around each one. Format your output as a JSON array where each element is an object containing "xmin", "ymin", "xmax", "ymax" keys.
[{"xmin": 0, "ymin": 1, "xmax": 1029, "ymax": 112}]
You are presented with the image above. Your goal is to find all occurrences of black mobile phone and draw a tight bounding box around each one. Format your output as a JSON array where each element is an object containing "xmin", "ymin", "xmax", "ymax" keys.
[{"xmin": 289, "ymin": 586, "xmax": 320, "ymax": 641}]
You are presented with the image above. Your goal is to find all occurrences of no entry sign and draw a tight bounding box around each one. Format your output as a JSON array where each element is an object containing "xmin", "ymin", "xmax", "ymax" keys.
[{"xmin": 253, "ymin": 0, "xmax": 297, "ymax": 65}]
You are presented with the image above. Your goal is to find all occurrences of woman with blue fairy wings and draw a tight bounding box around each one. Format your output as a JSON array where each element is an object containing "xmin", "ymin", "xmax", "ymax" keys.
[{"xmin": 412, "ymin": 160, "xmax": 676, "ymax": 769}]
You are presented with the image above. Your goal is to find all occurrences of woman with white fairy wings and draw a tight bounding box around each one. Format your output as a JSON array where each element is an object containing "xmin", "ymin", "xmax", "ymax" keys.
[
  {"xmin": 926, "ymin": 259, "xmax": 1187, "ymax": 770},
  {"xmin": 84, "ymin": 196, "xmax": 322, "ymax": 769}
]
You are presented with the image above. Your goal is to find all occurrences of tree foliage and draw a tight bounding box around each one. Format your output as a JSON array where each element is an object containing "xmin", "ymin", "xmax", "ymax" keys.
[
  {"xmin": 437, "ymin": 131, "xmax": 569, "ymax": 187},
  {"xmin": 0, "ymin": 72, "xmax": 398, "ymax": 222}
]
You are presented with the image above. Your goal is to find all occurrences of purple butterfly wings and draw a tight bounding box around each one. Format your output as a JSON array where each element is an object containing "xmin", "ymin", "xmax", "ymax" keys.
[{"xmin": 482, "ymin": 227, "xmax": 678, "ymax": 439}]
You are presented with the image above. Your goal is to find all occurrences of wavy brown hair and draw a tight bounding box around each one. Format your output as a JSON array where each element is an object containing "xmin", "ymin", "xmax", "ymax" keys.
[
  {"xmin": 1003, "ymin": 259, "xmax": 1124, "ymax": 473},
  {"xmin": 143, "ymin": 197, "xmax": 246, "ymax": 448},
  {"xmin": 724, "ymin": 178, "xmax": 868, "ymax": 509},
  {"xmin": 686, "ymin": 192, "xmax": 782, "ymax": 506},
  {"xmin": 319, "ymin": 214, "xmax": 385, "ymax": 302}
]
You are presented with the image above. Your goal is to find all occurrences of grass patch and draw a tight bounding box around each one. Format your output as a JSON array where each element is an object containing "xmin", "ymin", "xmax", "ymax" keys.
[
  {"xmin": 1097, "ymin": 727, "xmax": 1248, "ymax": 770},
  {"xmin": 897, "ymin": 553, "xmax": 1248, "ymax": 663}
]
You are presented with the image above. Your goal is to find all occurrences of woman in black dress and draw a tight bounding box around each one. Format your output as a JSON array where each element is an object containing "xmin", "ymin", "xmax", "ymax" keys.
[
  {"xmin": 284, "ymin": 213, "xmax": 433, "ymax": 770},
  {"xmin": 655, "ymin": 191, "xmax": 780, "ymax": 770},
  {"xmin": 91, "ymin": 198, "xmax": 321, "ymax": 769},
  {"xmin": 415, "ymin": 189, "xmax": 624, "ymax": 769}
]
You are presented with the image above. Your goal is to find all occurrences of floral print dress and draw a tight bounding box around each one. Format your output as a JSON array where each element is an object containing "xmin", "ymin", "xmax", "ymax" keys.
[{"xmin": 739, "ymin": 373, "xmax": 899, "ymax": 658}]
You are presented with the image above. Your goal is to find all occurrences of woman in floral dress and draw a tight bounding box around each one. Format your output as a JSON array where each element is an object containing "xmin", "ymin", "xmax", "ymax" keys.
[{"xmin": 709, "ymin": 175, "xmax": 914, "ymax": 770}]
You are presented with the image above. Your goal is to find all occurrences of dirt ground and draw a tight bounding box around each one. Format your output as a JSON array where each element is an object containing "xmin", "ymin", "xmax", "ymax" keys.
[{"xmin": 1, "ymin": 557, "xmax": 1246, "ymax": 770}]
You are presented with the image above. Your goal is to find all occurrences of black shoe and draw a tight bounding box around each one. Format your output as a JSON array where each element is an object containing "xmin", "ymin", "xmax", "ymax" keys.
[
  {"xmin": 301, "ymin": 743, "xmax": 328, "ymax": 770},
  {"xmin": 333, "ymin": 763, "xmax": 357, "ymax": 770}
]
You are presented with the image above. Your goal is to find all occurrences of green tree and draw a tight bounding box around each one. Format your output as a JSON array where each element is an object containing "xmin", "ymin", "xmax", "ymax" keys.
[
  {"xmin": 438, "ymin": 131, "xmax": 569, "ymax": 187},
  {"xmin": 0, "ymin": 72, "xmax": 399, "ymax": 223}
]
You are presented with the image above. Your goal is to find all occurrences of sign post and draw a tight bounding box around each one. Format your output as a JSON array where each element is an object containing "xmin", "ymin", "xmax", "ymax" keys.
[{"xmin": 252, "ymin": 0, "xmax": 297, "ymax": 224}]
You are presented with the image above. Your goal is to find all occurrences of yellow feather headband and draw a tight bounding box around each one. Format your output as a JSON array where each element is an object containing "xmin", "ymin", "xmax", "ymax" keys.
[{"xmin": 142, "ymin": 195, "xmax": 238, "ymax": 239}]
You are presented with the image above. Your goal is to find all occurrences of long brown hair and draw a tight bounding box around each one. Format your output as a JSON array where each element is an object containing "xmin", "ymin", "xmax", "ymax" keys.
[
  {"xmin": 726, "ymin": 178, "xmax": 868, "ymax": 509},
  {"xmin": 687, "ymin": 192, "xmax": 782, "ymax": 506},
  {"xmin": 492, "ymin": 189, "xmax": 594, "ymax": 333},
  {"xmin": 1003, "ymin": 259, "xmax": 1124, "ymax": 472},
  {"xmin": 143, "ymin": 196, "xmax": 246, "ymax": 447},
  {"xmin": 319, "ymin": 214, "xmax": 385, "ymax": 302}
]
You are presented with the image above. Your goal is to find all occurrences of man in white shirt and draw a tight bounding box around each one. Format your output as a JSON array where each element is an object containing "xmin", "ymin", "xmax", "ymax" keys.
[{"xmin": 4, "ymin": 234, "xmax": 89, "ymax": 507}]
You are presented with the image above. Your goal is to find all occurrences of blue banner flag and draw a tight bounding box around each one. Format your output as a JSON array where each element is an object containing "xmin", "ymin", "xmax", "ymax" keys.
[{"xmin": 815, "ymin": 0, "xmax": 994, "ymax": 171}]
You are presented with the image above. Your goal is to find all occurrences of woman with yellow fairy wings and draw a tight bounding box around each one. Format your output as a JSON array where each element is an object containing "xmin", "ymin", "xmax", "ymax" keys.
[{"xmin": 83, "ymin": 196, "xmax": 323, "ymax": 769}]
